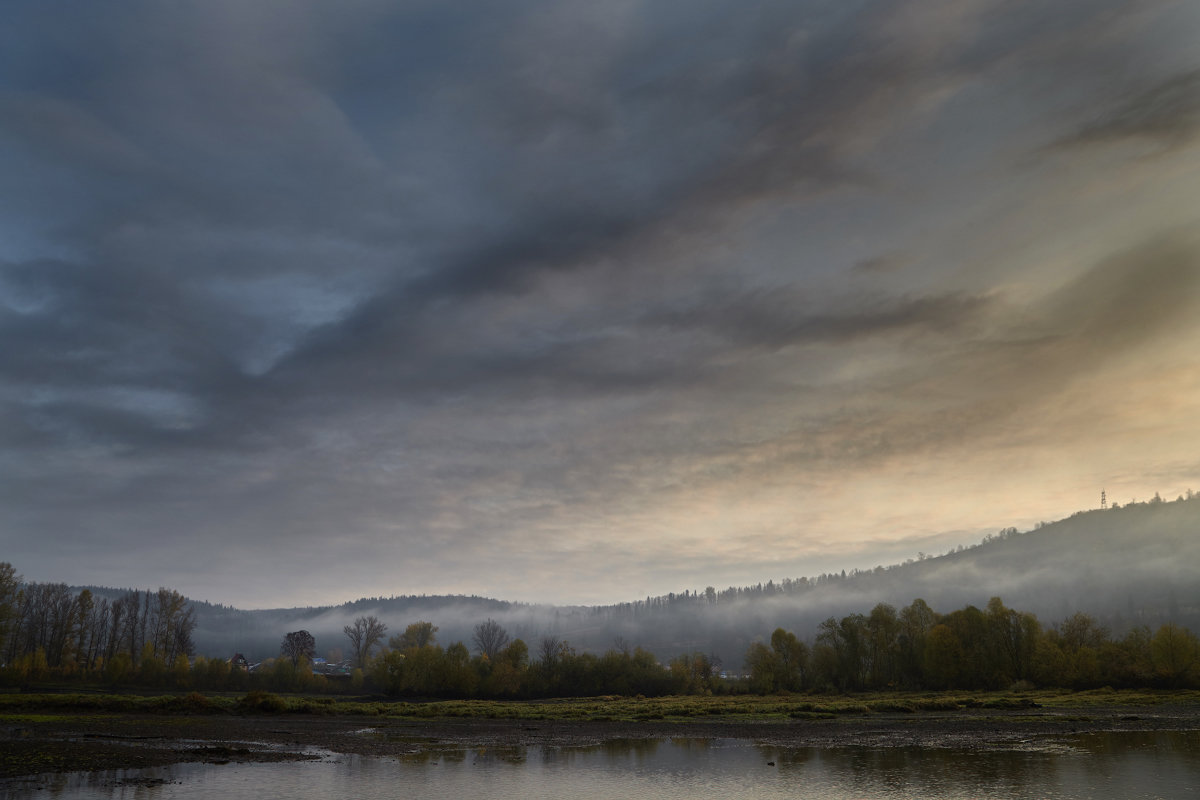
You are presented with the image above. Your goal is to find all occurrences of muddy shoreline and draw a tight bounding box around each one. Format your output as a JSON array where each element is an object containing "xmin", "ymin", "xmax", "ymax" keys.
[{"xmin": 4, "ymin": 703, "xmax": 1199, "ymax": 780}]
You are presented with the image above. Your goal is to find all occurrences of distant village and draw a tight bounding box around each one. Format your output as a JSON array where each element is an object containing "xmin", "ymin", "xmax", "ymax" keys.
[{"xmin": 229, "ymin": 652, "xmax": 354, "ymax": 678}]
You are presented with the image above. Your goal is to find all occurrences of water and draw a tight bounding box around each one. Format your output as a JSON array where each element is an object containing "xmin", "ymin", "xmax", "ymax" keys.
[{"xmin": 5, "ymin": 731, "xmax": 1198, "ymax": 799}]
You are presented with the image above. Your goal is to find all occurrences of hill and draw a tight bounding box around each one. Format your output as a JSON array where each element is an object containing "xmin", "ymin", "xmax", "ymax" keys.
[{"xmin": 162, "ymin": 495, "xmax": 1199, "ymax": 666}]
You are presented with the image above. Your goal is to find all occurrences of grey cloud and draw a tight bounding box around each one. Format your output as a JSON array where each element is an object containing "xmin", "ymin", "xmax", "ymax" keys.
[
  {"xmin": 648, "ymin": 288, "xmax": 993, "ymax": 351},
  {"xmin": 0, "ymin": 93, "xmax": 151, "ymax": 180},
  {"xmin": 265, "ymin": 282, "xmax": 995, "ymax": 416},
  {"xmin": 0, "ymin": 257, "xmax": 241, "ymax": 389},
  {"xmin": 829, "ymin": 230, "xmax": 1200, "ymax": 456},
  {"xmin": 1044, "ymin": 229, "xmax": 1200, "ymax": 349},
  {"xmin": 852, "ymin": 253, "xmax": 909, "ymax": 275},
  {"xmin": 263, "ymin": 1, "xmax": 995, "ymax": 326},
  {"xmin": 1049, "ymin": 69, "xmax": 1200, "ymax": 152},
  {"xmin": 2, "ymin": 0, "xmax": 1198, "ymax": 606},
  {"xmin": 665, "ymin": 228, "xmax": 1200, "ymax": 478},
  {"xmin": 255, "ymin": 0, "xmax": 1014, "ymax": 399}
]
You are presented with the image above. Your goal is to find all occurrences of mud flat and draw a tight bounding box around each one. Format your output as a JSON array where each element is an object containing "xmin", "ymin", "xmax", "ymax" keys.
[{"xmin": 4, "ymin": 700, "xmax": 1200, "ymax": 779}]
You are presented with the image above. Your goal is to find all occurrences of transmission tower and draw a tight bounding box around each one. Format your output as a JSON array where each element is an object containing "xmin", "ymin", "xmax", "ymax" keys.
[{"xmin": 1101, "ymin": 489, "xmax": 1107, "ymax": 510}]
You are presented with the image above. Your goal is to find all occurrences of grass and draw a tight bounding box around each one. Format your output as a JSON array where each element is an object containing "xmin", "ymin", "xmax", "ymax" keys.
[{"xmin": 1, "ymin": 689, "xmax": 1197, "ymax": 724}]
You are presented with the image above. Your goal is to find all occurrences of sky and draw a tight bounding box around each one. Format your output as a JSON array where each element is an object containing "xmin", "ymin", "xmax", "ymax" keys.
[{"xmin": 3, "ymin": 0, "xmax": 1200, "ymax": 610}]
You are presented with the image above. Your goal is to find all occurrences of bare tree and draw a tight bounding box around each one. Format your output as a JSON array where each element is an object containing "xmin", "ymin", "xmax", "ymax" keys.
[
  {"xmin": 150, "ymin": 588, "xmax": 196, "ymax": 665},
  {"xmin": 110, "ymin": 591, "xmax": 144, "ymax": 665},
  {"xmin": 343, "ymin": 616, "xmax": 388, "ymax": 668},
  {"xmin": 78, "ymin": 594, "xmax": 109, "ymax": 671},
  {"xmin": 473, "ymin": 618, "xmax": 510, "ymax": 659},
  {"xmin": 0, "ymin": 562, "xmax": 19, "ymax": 659},
  {"xmin": 39, "ymin": 583, "xmax": 76, "ymax": 668},
  {"xmin": 538, "ymin": 635, "xmax": 563, "ymax": 668},
  {"xmin": 281, "ymin": 630, "xmax": 316, "ymax": 666}
]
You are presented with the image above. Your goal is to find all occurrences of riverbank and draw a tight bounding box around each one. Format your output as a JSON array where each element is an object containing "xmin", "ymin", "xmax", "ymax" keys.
[{"xmin": 4, "ymin": 690, "xmax": 1200, "ymax": 779}]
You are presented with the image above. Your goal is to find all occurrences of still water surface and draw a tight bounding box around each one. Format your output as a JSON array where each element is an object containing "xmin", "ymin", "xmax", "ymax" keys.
[{"xmin": 7, "ymin": 731, "xmax": 1198, "ymax": 799}]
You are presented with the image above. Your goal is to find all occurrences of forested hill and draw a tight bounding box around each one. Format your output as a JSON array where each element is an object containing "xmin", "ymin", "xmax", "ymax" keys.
[{"xmin": 175, "ymin": 495, "xmax": 1198, "ymax": 666}]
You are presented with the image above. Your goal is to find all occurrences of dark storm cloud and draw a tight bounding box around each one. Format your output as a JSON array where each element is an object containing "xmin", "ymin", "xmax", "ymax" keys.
[{"xmin": 0, "ymin": 254, "xmax": 251, "ymax": 452}]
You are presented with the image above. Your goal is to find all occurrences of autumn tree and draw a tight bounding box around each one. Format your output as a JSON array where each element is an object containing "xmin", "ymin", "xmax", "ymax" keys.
[
  {"xmin": 1100, "ymin": 626, "xmax": 1155, "ymax": 686},
  {"xmin": 486, "ymin": 639, "xmax": 530, "ymax": 696},
  {"xmin": 744, "ymin": 642, "xmax": 777, "ymax": 693},
  {"xmin": 745, "ymin": 628, "xmax": 808, "ymax": 693},
  {"xmin": 771, "ymin": 627, "xmax": 808, "ymax": 690},
  {"xmin": 897, "ymin": 598, "xmax": 937, "ymax": 687},
  {"xmin": 816, "ymin": 614, "xmax": 868, "ymax": 690},
  {"xmin": 669, "ymin": 651, "xmax": 715, "ymax": 694},
  {"xmin": 391, "ymin": 621, "xmax": 438, "ymax": 652},
  {"xmin": 935, "ymin": 605, "xmax": 989, "ymax": 689},
  {"xmin": 985, "ymin": 596, "xmax": 1039, "ymax": 686},
  {"xmin": 865, "ymin": 603, "xmax": 900, "ymax": 688},
  {"xmin": 442, "ymin": 642, "xmax": 478, "ymax": 696},
  {"xmin": 1151, "ymin": 623, "xmax": 1199, "ymax": 687},
  {"xmin": 1038, "ymin": 612, "xmax": 1108, "ymax": 688},
  {"xmin": 923, "ymin": 624, "xmax": 962, "ymax": 689},
  {"xmin": 344, "ymin": 615, "xmax": 388, "ymax": 668}
]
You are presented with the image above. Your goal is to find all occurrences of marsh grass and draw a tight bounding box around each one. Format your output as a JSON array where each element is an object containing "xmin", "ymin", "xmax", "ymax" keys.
[{"xmin": 1, "ymin": 689, "xmax": 1197, "ymax": 723}]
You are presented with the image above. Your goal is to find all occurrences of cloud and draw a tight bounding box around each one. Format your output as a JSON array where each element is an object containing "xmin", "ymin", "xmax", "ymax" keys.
[
  {"xmin": 2, "ymin": 0, "xmax": 1199, "ymax": 606},
  {"xmin": 861, "ymin": 230, "xmax": 1200, "ymax": 443},
  {"xmin": 1049, "ymin": 69, "xmax": 1200, "ymax": 152},
  {"xmin": 1043, "ymin": 228, "xmax": 1200, "ymax": 349},
  {"xmin": 647, "ymin": 288, "xmax": 994, "ymax": 352}
]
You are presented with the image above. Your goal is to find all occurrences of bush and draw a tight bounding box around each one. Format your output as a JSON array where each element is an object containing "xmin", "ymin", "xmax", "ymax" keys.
[
  {"xmin": 868, "ymin": 699, "xmax": 916, "ymax": 713},
  {"xmin": 180, "ymin": 691, "xmax": 218, "ymax": 712},
  {"xmin": 238, "ymin": 690, "xmax": 288, "ymax": 713}
]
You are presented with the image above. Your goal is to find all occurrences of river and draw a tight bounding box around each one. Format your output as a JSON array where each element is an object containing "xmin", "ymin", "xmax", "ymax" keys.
[{"xmin": 6, "ymin": 730, "xmax": 1198, "ymax": 799}]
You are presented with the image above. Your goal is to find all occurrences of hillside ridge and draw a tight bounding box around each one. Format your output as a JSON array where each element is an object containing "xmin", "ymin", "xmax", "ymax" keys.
[{"xmin": 142, "ymin": 494, "xmax": 1198, "ymax": 663}]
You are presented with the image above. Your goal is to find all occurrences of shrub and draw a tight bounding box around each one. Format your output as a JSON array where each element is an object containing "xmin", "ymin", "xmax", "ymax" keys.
[{"xmin": 238, "ymin": 690, "xmax": 288, "ymax": 713}]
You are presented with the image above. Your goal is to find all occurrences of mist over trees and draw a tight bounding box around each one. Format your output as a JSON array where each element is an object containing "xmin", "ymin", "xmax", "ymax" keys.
[
  {"xmin": 3, "ymin": 559, "xmax": 1195, "ymax": 696},
  {"xmin": 1, "ymin": 493, "xmax": 1197, "ymax": 695},
  {"xmin": 167, "ymin": 494, "xmax": 1200, "ymax": 671}
]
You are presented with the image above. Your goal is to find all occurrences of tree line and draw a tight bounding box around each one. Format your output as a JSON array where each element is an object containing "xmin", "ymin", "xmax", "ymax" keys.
[
  {"xmin": 2, "ymin": 561, "xmax": 1197, "ymax": 696},
  {"xmin": 320, "ymin": 603, "xmax": 1200, "ymax": 698},
  {"xmin": 746, "ymin": 597, "xmax": 1200, "ymax": 693},
  {"xmin": 0, "ymin": 564, "xmax": 196, "ymax": 684},
  {"xmin": 359, "ymin": 618, "xmax": 694, "ymax": 698}
]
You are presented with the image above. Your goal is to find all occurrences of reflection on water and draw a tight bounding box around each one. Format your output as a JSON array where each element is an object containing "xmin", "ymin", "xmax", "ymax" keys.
[{"xmin": 4, "ymin": 731, "xmax": 1197, "ymax": 800}]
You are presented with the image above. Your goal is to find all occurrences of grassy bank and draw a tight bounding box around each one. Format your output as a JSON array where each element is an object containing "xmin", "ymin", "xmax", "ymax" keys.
[{"xmin": 3, "ymin": 688, "xmax": 1199, "ymax": 724}]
